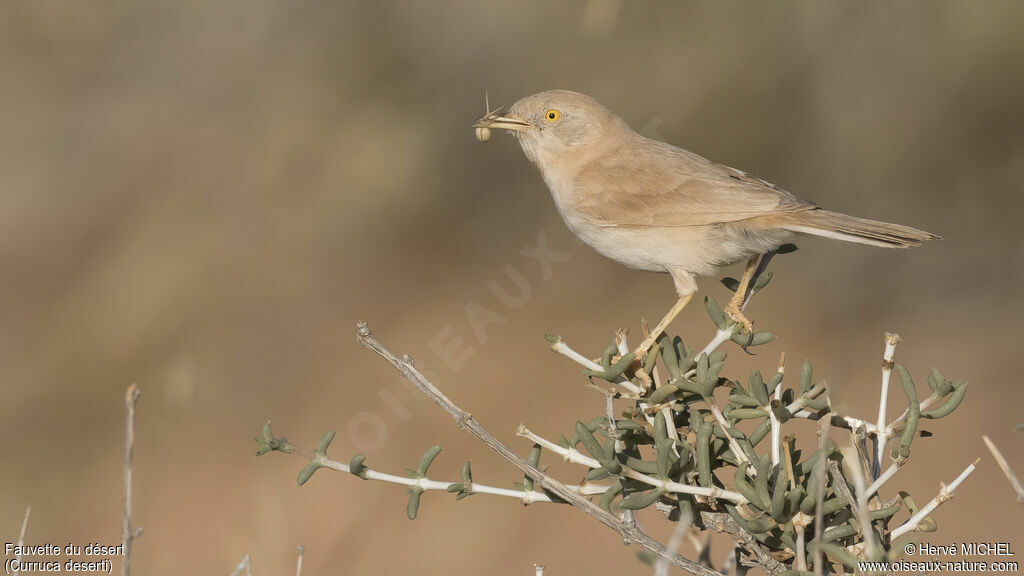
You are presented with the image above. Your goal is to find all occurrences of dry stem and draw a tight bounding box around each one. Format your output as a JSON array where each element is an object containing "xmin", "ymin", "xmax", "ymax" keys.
[
  {"xmin": 228, "ymin": 555, "xmax": 252, "ymax": 576},
  {"xmin": 982, "ymin": 435, "xmax": 1024, "ymax": 503},
  {"xmin": 122, "ymin": 384, "xmax": 143, "ymax": 576},
  {"xmin": 14, "ymin": 506, "xmax": 30, "ymax": 576}
]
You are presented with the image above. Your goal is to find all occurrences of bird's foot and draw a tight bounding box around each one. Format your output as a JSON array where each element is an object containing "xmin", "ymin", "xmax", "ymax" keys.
[{"xmin": 723, "ymin": 299, "xmax": 754, "ymax": 334}]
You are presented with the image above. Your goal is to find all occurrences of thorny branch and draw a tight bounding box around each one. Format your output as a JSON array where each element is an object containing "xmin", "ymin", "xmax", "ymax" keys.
[
  {"xmin": 259, "ymin": 270, "xmax": 978, "ymax": 576},
  {"xmin": 356, "ymin": 321, "xmax": 726, "ymax": 576}
]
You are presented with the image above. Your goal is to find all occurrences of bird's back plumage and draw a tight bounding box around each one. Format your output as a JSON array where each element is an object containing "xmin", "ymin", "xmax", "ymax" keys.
[
  {"xmin": 571, "ymin": 135, "xmax": 817, "ymax": 229},
  {"xmin": 570, "ymin": 132, "xmax": 937, "ymax": 249}
]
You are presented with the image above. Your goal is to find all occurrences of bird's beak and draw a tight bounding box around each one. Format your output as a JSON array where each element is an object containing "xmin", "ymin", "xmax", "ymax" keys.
[{"xmin": 473, "ymin": 109, "xmax": 532, "ymax": 133}]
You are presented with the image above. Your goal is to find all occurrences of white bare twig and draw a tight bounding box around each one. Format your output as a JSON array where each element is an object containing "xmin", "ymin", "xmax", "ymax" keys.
[
  {"xmin": 295, "ymin": 545, "xmax": 305, "ymax": 576},
  {"xmin": 549, "ymin": 336, "xmax": 642, "ymax": 395},
  {"xmin": 791, "ymin": 409, "xmax": 875, "ymax": 434},
  {"xmin": 793, "ymin": 384, "xmax": 870, "ymax": 434},
  {"xmin": 982, "ymin": 435, "xmax": 1024, "ymax": 503},
  {"xmin": 785, "ymin": 381, "xmax": 827, "ymax": 414},
  {"xmin": 770, "ymin": 353, "xmax": 785, "ymax": 471},
  {"xmin": 293, "ymin": 443, "xmax": 605, "ymax": 503},
  {"xmin": 516, "ymin": 425, "xmax": 599, "ymax": 467},
  {"xmin": 517, "ymin": 425, "xmax": 747, "ymax": 503},
  {"xmin": 710, "ymin": 405, "xmax": 753, "ymax": 473},
  {"xmin": 865, "ymin": 462, "xmax": 902, "ymax": 499},
  {"xmin": 794, "ymin": 513, "xmax": 808, "ymax": 572},
  {"xmin": 548, "ymin": 334, "xmax": 655, "ymax": 428},
  {"xmin": 890, "ymin": 459, "xmax": 980, "ymax": 539},
  {"xmin": 696, "ymin": 328, "xmax": 733, "ymax": 364},
  {"xmin": 787, "ymin": 379, "xmax": 878, "ymax": 435},
  {"xmin": 874, "ymin": 333, "xmax": 901, "ymax": 479}
]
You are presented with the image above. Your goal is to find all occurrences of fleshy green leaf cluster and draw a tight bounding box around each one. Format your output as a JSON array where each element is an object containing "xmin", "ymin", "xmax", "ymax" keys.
[{"xmin": 257, "ymin": 258, "xmax": 973, "ymax": 574}]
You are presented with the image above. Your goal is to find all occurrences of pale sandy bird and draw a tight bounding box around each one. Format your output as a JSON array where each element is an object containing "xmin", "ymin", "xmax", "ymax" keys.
[{"xmin": 474, "ymin": 90, "xmax": 938, "ymax": 356}]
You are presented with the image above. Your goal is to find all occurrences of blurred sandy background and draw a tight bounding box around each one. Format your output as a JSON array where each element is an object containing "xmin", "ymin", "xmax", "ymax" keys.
[{"xmin": 2, "ymin": 1, "xmax": 1023, "ymax": 574}]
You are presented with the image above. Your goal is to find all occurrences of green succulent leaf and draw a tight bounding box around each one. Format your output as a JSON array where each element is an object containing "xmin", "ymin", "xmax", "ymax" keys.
[
  {"xmin": 584, "ymin": 351, "xmax": 636, "ymax": 381},
  {"xmin": 705, "ymin": 296, "xmax": 729, "ymax": 330},
  {"xmin": 416, "ymin": 445, "xmax": 443, "ymax": 477},
  {"xmin": 575, "ymin": 421, "xmax": 607, "ymax": 465},
  {"xmin": 749, "ymin": 371, "xmax": 770, "ymax": 405},
  {"xmin": 800, "ymin": 361, "xmax": 814, "ymax": 394},
  {"xmin": 315, "ymin": 431, "xmax": 336, "ymax": 456},
  {"xmin": 406, "ymin": 486, "xmax": 424, "ymax": 520},
  {"xmin": 297, "ymin": 462, "xmax": 321, "ymax": 486},
  {"xmin": 254, "ymin": 421, "xmax": 292, "ymax": 456},
  {"xmin": 927, "ymin": 367, "xmax": 953, "ymax": 396},
  {"xmin": 752, "ymin": 269, "xmax": 774, "ymax": 292},
  {"xmin": 731, "ymin": 331, "xmax": 775, "ymax": 347},
  {"xmin": 648, "ymin": 384, "xmax": 680, "ymax": 404},
  {"xmin": 598, "ymin": 478, "xmax": 623, "ymax": 512},
  {"xmin": 349, "ymin": 454, "xmax": 368, "ymax": 479},
  {"xmin": 921, "ymin": 380, "xmax": 968, "ymax": 419},
  {"xmin": 620, "ymin": 488, "xmax": 666, "ymax": 510},
  {"xmin": 808, "ymin": 542, "xmax": 859, "ymax": 571}
]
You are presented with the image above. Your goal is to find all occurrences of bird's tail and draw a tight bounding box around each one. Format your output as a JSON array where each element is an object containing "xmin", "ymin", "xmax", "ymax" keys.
[{"xmin": 778, "ymin": 209, "xmax": 940, "ymax": 248}]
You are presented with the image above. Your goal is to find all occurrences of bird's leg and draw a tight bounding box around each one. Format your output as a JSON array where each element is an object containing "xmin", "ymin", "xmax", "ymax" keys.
[
  {"xmin": 743, "ymin": 251, "xmax": 776, "ymax": 309},
  {"xmin": 633, "ymin": 293, "xmax": 694, "ymax": 358},
  {"xmin": 724, "ymin": 256, "xmax": 759, "ymax": 333}
]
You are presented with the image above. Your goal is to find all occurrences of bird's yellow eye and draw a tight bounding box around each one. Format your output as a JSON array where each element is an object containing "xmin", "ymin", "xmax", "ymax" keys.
[{"xmin": 545, "ymin": 109, "xmax": 561, "ymax": 122}]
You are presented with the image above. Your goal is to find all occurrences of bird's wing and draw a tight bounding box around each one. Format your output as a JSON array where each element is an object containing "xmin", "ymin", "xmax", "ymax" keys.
[{"xmin": 572, "ymin": 139, "xmax": 817, "ymax": 228}]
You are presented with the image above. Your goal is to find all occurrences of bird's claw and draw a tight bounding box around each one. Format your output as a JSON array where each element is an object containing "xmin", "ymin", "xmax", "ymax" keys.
[
  {"xmin": 739, "ymin": 339, "xmax": 757, "ymax": 356},
  {"xmin": 723, "ymin": 302, "xmax": 754, "ymax": 334}
]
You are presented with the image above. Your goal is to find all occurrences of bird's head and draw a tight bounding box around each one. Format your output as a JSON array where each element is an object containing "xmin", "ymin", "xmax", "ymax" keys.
[{"xmin": 473, "ymin": 90, "xmax": 629, "ymax": 167}]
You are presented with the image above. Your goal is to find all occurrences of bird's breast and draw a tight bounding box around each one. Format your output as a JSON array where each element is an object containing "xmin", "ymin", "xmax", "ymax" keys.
[{"xmin": 538, "ymin": 165, "xmax": 689, "ymax": 273}]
